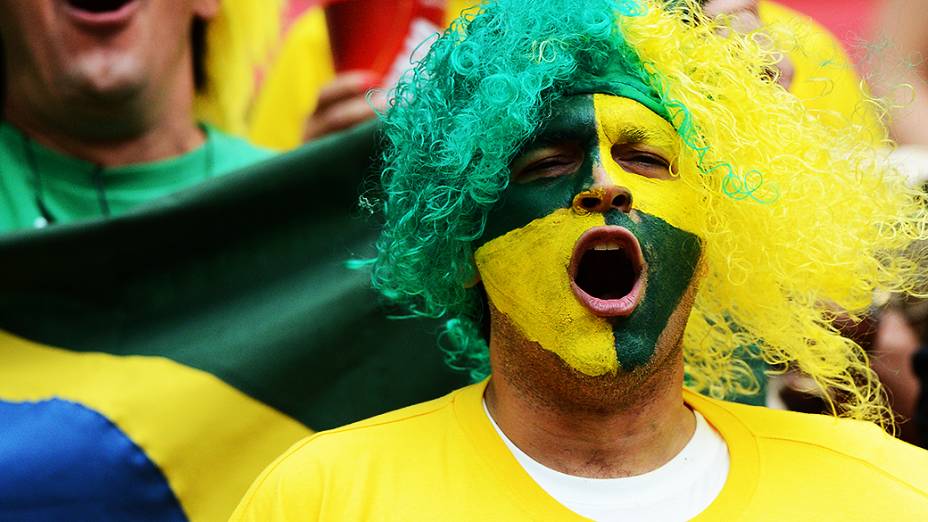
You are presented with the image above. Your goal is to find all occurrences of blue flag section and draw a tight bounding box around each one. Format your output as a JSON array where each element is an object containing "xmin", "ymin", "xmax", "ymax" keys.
[{"xmin": 0, "ymin": 399, "xmax": 186, "ymax": 522}]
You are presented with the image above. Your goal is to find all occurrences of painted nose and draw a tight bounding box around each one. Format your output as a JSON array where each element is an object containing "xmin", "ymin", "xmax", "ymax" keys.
[{"xmin": 572, "ymin": 186, "xmax": 633, "ymax": 214}]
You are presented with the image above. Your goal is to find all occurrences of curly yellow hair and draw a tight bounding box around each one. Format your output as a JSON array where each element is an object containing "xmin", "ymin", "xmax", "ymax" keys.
[
  {"xmin": 373, "ymin": 0, "xmax": 928, "ymax": 426},
  {"xmin": 624, "ymin": 3, "xmax": 926, "ymax": 424}
]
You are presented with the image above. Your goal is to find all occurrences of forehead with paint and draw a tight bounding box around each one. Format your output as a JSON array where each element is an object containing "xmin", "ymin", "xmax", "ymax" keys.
[{"xmin": 475, "ymin": 92, "xmax": 703, "ymax": 377}]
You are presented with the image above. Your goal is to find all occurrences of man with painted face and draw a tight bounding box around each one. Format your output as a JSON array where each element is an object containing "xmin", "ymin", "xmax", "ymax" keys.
[
  {"xmin": 0, "ymin": 0, "xmax": 272, "ymax": 232},
  {"xmin": 232, "ymin": 0, "xmax": 928, "ymax": 520}
]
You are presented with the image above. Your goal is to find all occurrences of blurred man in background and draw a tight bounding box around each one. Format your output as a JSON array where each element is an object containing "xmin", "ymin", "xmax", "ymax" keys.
[
  {"xmin": 872, "ymin": 0, "xmax": 928, "ymax": 147},
  {"xmin": 0, "ymin": 2, "xmax": 312, "ymax": 521},
  {"xmin": 0, "ymin": 0, "xmax": 275, "ymax": 232}
]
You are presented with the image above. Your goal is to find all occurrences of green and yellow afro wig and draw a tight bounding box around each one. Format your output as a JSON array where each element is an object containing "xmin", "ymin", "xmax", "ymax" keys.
[{"xmin": 372, "ymin": 0, "xmax": 928, "ymax": 425}]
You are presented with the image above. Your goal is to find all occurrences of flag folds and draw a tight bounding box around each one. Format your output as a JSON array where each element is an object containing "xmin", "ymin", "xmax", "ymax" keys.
[{"xmin": 0, "ymin": 122, "xmax": 467, "ymax": 521}]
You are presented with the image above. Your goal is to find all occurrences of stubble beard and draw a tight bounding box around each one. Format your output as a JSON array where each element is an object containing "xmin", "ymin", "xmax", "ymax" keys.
[{"xmin": 487, "ymin": 279, "xmax": 699, "ymax": 417}]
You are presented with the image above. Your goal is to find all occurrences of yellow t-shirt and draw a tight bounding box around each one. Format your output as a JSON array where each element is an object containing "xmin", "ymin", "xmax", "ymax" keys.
[
  {"xmin": 231, "ymin": 380, "xmax": 928, "ymax": 521},
  {"xmin": 248, "ymin": 1, "xmax": 882, "ymax": 151}
]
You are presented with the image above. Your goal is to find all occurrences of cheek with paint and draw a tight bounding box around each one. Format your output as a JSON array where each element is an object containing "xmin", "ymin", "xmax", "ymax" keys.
[
  {"xmin": 476, "ymin": 209, "xmax": 620, "ymax": 377},
  {"xmin": 475, "ymin": 94, "xmax": 703, "ymax": 377}
]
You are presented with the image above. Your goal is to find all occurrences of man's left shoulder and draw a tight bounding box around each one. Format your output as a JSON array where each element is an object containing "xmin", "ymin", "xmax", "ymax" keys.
[
  {"xmin": 709, "ymin": 395, "xmax": 928, "ymax": 491},
  {"xmin": 206, "ymin": 127, "xmax": 275, "ymax": 174}
]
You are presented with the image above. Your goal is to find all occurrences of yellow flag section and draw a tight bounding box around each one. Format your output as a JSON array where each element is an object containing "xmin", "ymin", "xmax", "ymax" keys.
[{"xmin": 0, "ymin": 330, "xmax": 311, "ymax": 522}]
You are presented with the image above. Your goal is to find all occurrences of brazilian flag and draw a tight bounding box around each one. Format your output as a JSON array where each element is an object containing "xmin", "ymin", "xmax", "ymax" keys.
[{"xmin": 0, "ymin": 123, "xmax": 468, "ymax": 521}]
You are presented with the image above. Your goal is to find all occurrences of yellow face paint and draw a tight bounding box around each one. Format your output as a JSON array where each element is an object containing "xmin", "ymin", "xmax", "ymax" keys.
[
  {"xmin": 475, "ymin": 209, "xmax": 619, "ymax": 376},
  {"xmin": 476, "ymin": 94, "xmax": 703, "ymax": 376},
  {"xmin": 594, "ymin": 94, "xmax": 702, "ymax": 234}
]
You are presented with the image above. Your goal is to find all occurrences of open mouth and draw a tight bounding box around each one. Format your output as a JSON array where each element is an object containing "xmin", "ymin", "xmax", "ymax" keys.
[
  {"xmin": 569, "ymin": 226, "xmax": 646, "ymax": 317},
  {"xmin": 62, "ymin": 0, "xmax": 139, "ymax": 26},
  {"xmin": 66, "ymin": 0, "xmax": 134, "ymax": 13}
]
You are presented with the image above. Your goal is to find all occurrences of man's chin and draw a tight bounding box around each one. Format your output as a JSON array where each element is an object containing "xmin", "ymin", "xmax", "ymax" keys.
[
  {"xmin": 42, "ymin": 65, "xmax": 150, "ymax": 140},
  {"xmin": 489, "ymin": 306, "xmax": 669, "ymax": 413},
  {"xmin": 66, "ymin": 55, "xmax": 146, "ymax": 104},
  {"xmin": 501, "ymin": 342, "xmax": 669, "ymax": 414}
]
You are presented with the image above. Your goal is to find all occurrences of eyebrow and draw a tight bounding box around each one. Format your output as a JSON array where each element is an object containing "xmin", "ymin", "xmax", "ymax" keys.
[
  {"xmin": 611, "ymin": 125, "xmax": 677, "ymax": 150},
  {"xmin": 520, "ymin": 115, "xmax": 597, "ymax": 155},
  {"xmin": 616, "ymin": 127, "xmax": 651, "ymax": 144},
  {"xmin": 526, "ymin": 129, "xmax": 587, "ymax": 147}
]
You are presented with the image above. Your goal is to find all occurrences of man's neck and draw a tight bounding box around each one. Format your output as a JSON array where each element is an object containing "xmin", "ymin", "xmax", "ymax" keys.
[
  {"xmin": 485, "ymin": 336, "xmax": 695, "ymax": 479},
  {"xmin": 5, "ymin": 107, "xmax": 205, "ymax": 168},
  {"xmin": 3, "ymin": 65, "xmax": 204, "ymax": 167}
]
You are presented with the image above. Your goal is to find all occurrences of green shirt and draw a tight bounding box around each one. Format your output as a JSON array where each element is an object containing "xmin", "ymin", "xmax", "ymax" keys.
[{"xmin": 0, "ymin": 122, "xmax": 272, "ymax": 233}]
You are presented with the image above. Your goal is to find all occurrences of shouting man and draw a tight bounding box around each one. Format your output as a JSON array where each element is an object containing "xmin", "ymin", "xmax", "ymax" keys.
[{"xmin": 232, "ymin": 0, "xmax": 928, "ymax": 519}]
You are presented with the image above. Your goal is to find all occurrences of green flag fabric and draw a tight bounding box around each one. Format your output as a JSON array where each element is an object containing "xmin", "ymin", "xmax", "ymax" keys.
[{"xmin": 0, "ymin": 122, "xmax": 468, "ymax": 521}]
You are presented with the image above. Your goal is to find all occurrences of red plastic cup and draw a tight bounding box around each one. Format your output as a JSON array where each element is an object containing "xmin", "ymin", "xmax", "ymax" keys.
[{"xmin": 325, "ymin": 0, "xmax": 447, "ymax": 86}]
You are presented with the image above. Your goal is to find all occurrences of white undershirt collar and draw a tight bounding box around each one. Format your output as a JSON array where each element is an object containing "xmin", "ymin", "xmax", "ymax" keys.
[{"xmin": 483, "ymin": 399, "xmax": 730, "ymax": 521}]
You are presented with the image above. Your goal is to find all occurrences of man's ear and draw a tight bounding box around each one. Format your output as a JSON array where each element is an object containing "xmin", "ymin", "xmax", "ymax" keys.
[
  {"xmin": 464, "ymin": 259, "xmax": 482, "ymax": 288},
  {"xmin": 464, "ymin": 273, "xmax": 482, "ymax": 288},
  {"xmin": 193, "ymin": 0, "xmax": 221, "ymax": 21}
]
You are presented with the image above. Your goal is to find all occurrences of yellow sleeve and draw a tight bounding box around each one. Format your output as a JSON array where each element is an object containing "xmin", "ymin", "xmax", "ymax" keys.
[
  {"xmin": 248, "ymin": 8, "xmax": 336, "ymax": 151},
  {"xmin": 759, "ymin": 0, "xmax": 885, "ymax": 142},
  {"xmin": 228, "ymin": 436, "xmax": 324, "ymax": 522}
]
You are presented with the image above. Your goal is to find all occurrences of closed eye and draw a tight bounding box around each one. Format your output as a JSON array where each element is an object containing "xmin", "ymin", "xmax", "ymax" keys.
[
  {"xmin": 612, "ymin": 144, "xmax": 674, "ymax": 180},
  {"xmin": 510, "ymin": 143, "xmax": 584, "ymax": 184}
]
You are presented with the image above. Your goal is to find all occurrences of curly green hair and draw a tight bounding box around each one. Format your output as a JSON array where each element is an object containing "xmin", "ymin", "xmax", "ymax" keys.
[
  {"xmin": 374, "ymin": 0, "xmax": 664, "ymax": 380},
  {"xmin": 373, "ymin": 0, "xmax": 928, "ymax": 425}
]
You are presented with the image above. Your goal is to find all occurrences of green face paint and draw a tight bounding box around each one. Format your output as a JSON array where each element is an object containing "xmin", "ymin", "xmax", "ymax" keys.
[
  {"xmin": 477, "ymin": 95, "xmax": 598, "ymax": 249},
  {"xmin": 604, "ymin": 210, "xmax": 701, "ymax": 369},
  {"xmin": 475, "ymin": 94, "xmax": 703, "ymax": 375}
]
